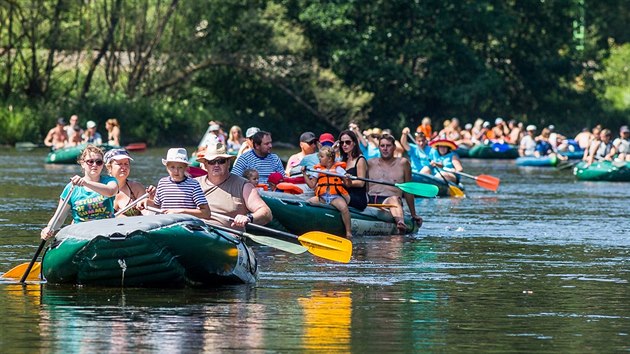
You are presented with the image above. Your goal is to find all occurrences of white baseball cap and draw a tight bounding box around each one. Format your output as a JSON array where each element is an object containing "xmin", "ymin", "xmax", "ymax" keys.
[{"xmin": 86, "ymin": 120, "xmax": 97, "ymax": 129}]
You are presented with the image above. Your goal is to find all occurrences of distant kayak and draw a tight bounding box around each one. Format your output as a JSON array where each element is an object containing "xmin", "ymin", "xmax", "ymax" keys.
[
  {"xmin": 573, "ymin": 161, "xmax": 630, "ymax": 181},
  {"xmin": 468, "ymin": 143, "xmax": 519, "ymax": 159},
  {"xmin": 124, "ymin": 142, "xmax": 147, "ymax": 152},
  {"xmin": 516, "ymin": 155, "xmax": 559, "ymax": 167}
]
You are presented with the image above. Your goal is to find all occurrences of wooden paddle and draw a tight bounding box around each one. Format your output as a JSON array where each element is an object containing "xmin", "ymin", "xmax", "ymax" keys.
[
  {"xmin": 211, "ymin": 213, "xmax": 352, "ymax": 263},
  {"xmin": 451, "ymin": 170, "xmax": 500, "ymax": 191},
  {"xmin": 307, "ymin": 169, "xmax": 439, "ymax": 198},
  {"xmin": 19, "ymin": 185, "xmax": 75, "ymax": 283}
]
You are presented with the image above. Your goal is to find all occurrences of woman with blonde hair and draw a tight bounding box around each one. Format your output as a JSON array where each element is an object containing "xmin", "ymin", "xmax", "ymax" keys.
[
  {"xmin": 40, "ymin": 145, "xmax": 119, "ymax": 240},
  {"xmin": 105, "ymin": 118, "xmax": 121, "ymax": 146},
  {"xmin": 226, "ymin": 125, "xmax": 245, "ymax": 153}
]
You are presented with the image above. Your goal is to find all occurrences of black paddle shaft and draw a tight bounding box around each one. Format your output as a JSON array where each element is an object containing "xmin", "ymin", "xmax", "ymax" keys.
[
  {"xmin": 19, "ymin": 240, "xmax": 45, "ymax": 283},
  {"xmin": 307, "ymin": 168, "xmax": 397, "ymax": 188}
]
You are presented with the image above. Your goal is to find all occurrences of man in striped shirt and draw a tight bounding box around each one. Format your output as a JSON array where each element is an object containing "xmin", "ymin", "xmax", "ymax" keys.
[
  {"xmin": 231, "ymin": 131, "xmax": 284, "ymax": 184},
  {"xmin": 149, "ymin": 148, "xmax": 211, "ymax": 220}
]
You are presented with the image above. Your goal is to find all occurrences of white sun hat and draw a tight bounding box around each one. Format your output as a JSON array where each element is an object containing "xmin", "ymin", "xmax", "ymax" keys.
[{"xmin": 162, "ymin": 148, "xmax": 190, "ymax": 165}]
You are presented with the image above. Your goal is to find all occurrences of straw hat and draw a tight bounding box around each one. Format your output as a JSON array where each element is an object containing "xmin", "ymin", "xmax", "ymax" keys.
[
  {"xmin": 196, "ymin": 142, "xmax": 235, "ymax": 162},
  {"xmin": 429, "ymin": 139, "xmax": 458, "ymax": 150}
]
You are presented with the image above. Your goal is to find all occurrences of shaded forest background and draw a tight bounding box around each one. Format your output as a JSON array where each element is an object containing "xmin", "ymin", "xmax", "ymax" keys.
[{"xmin": 0, "ymin": 0, "xmax": 628, "ymax": 146}]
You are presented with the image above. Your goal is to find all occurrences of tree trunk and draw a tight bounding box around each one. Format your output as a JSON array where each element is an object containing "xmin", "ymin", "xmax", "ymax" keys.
[{"xmin": 80, "ymin": 0, "xmax": 123, "ymax": 100}]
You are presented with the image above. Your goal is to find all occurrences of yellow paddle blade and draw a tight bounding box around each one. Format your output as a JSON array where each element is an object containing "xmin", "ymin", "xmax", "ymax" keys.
[
  {"xmin": 2, "ymin": 262, "xmax": 41, "ymax": 281},
  {"xmin": 298, "ymin": 232, "xmax": 353, "ymax": 263},
  {"xmin": 448, "ymin": 185, "xmax": 466, "ymax": 198}
]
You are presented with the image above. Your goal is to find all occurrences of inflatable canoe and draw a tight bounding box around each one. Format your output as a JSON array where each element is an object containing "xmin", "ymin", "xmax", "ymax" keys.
[
  {"xmin": 573, "ymin": 161, "xmax": 630, "ymax": 182},
  {"xmin": 260, "ymin": 191, "xmax": 419, "ymax": 236},
  {"xmin": 42, "ymin": 214, "xmax": 258, "ymax": 287},
  {"xmin": 515, "ymin": 155, "xmax": 559, "ymax": 167},
  {"xmin": 468, "ymin": 143, "xmax": 519, "ymax": 159},
  {"xmin": 45, "ymin": 144, "xmax": 117, "ymax": 164}
]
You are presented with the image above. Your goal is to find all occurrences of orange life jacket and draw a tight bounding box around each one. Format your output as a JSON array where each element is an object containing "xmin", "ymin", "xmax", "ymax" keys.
[
  {"xmin": 313, "ymin": 162, "xmax": 349, "ymax": 197},
  {"xmin": 276, "ymin": 182, "xmax": 303, "ymax": 194}
]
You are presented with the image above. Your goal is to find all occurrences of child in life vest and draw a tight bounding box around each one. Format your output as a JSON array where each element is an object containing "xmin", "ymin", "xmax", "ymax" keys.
[
  {"xmin": 302, "ymin": 146, "xmax": 352, "ymax": 238},
  {"xmin": 243, "ymin": 168, "xmax": 267, "ymax": 191}
]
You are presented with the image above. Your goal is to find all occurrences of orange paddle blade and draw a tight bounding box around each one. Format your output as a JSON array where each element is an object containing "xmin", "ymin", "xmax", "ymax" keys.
[
  {"xmin": 476, "ymin": 174, "xmax": 500, "ymax": 191},
  {"xmin": 2, "ymin": 262, "xmax": 41, "ymax": 281}
]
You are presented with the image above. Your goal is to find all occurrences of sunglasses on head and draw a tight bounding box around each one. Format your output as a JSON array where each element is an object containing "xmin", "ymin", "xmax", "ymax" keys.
[
  {"xmin": 84, "ymin": 159, "xmax": 103, "ymax": 166},
  {"xmin": 207, "ymin": 158, "xmax": 227, "ymax": 165}
]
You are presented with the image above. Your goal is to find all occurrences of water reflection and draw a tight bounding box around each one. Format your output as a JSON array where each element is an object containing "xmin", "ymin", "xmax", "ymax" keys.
[
  {"xmin": 299, "ymin": 290, "xmax": 352, "ymax": 352},
  {"xmin": 1, "ymin": 148, "xmax": 630, "ymax": 352}
]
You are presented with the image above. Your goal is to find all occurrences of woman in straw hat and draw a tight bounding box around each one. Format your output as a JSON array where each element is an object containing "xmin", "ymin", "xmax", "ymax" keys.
[{"xmin": 425, "ymin": 139, "xmax": 463, "ymax": 183}]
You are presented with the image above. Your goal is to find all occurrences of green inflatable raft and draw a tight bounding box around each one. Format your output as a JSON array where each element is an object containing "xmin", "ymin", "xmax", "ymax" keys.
[
  {"xmin": 42, "ymin": 214, "xmax": 258, "ymax": 287},
  {"xmin": 45, "ymin": 144, "xmax": 117, "ymax": 164},
  {"xmin": 573, "ymin": 161, "xmax": 630, "ymax": 181},
  {"xmin": 260, "ymin": 191, "xmax": 419, "ymax": 237},
  {"xmin": 468, "ymin": 143, "xmax": 519, "ymax": 159}
]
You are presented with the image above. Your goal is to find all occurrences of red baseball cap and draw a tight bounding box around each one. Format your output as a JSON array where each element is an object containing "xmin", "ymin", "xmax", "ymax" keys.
[{"xmin": 319, "ymin": 133, "xmax": 335, "ymax": 146}]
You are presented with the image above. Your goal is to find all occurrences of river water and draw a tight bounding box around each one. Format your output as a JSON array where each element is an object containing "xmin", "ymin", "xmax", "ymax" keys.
[{"xmin": 0, "ymin": 147, "xmax": 629, "ymax": 352}]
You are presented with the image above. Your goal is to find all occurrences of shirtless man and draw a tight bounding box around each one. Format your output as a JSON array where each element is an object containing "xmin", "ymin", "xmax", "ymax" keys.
[
  {"xmin": 44, "ymin": 117, "xmax": 69, "ymax": 150},
  {"xmin": 367, "ymin": 135, "xmax": 423, "ymax": 233}
]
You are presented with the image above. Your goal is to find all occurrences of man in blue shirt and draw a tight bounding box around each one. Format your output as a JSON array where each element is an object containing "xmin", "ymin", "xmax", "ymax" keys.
[{"xmin": 232, "ymin": 131, "xmax": 284, "ymax": 184}]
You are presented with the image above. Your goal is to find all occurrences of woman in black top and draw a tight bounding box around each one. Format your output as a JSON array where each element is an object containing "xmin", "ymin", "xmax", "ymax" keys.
[{"xmin": 338, "ymin": 130, "xmax": 368, "ymax": 210}]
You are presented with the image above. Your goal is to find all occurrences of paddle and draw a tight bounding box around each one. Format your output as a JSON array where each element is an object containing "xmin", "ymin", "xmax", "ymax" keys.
[
  {"xmin": 450, "ymin": 170, "xmax": 500, "ymax": 191},
  {"xmin": 557, "ymin": 160, "xmax": 580, "ymax": 170},
  {"xmin": 436, "ymin": 168, "xmax": 466, "ymax": 198},
  {"xmin": 114, "ymin": 192, "xmax": 149, "ymax": 216},
  {"xmin": 203, "ymin": 219, "xmax": 308, "ymax": 255},
  {"xmin": 211, "ymin": 213, "xmax": 352, "ymax": 263},
  {"xmin": 19, "ymin": 185, "xmax": 75, "ymax": 283},
  {"xmin": 307, "ymin": 169, "xmax": 439, "ymax": 198}
]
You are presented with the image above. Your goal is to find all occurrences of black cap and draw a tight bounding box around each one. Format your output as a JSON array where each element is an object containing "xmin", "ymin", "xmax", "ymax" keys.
[
  {"xmin": 57, "ymin": 117, "xmax": 66, "ymax": 125},
  {"xmin": 300, "ymin": 131, "xmax": 316, "ymax": 143}
]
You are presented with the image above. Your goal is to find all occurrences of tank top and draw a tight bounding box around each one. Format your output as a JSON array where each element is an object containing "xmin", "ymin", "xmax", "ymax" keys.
[
  {"xmin": 345, "ymin": 155, "xmax": 368, "ymax": 211},
  {"xmin": 196, "ymin": 173, "xmax": 248, "ymax": 227},
  {"xmin": 121, "ymin": 180, "xmax": 142, "ymax": 216}
]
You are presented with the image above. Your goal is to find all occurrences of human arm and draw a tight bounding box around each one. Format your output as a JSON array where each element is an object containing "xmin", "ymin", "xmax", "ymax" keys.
[
  {"xmin": 71, "ymin": 175, "xmax": 118, "ymax": 197},
  {"xmin": 451, "ymin": 155, "xmax": 464, "ymax": 172},
  {"xmin": 400, "ymin": 127, "xmax": 411, "ymax": 151},
  {"xmin": 345, "ymin": 156, "xmax": 367, "ymax": 189},
  {"xmin": 43, "ymin": 129, "xmax": 54, "ymax": 147},
  {"xmin": 302, "ymin": 167, "xmax": 318, "ymax": 189},
  {"xmin": 402, "ymin": 159, "xmax": 421, "ymax": 223},
  {"xmin": 40, "ymin": 198, "xmax": 71, "ymax": 240},
  {"xmin": 111, "ymin": 127, "xmax": 120, "ymax": 146},
  {"xmin": 230, "ymin": 183, "xmax": 273, "ymax": 227},
  {"xmin": 604, "ymin": 145, "xmax": 618, "ymax": 161}
]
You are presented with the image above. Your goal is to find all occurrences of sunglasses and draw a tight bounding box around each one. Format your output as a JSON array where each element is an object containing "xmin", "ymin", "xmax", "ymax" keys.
[
  {"xmin": 84, "ymin": 159, "xmax": 103, "ymax": 166},
  {"xmin": 306, "ymin": 140, "xmax": 317, "ymax": 145},
  {"xmin": 340, "ymin": 140, "xmax": 353, "ymax": 146},
  {"xmin": 207, "ymin": 158, "xmax": 227, "ymax": 165}
]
